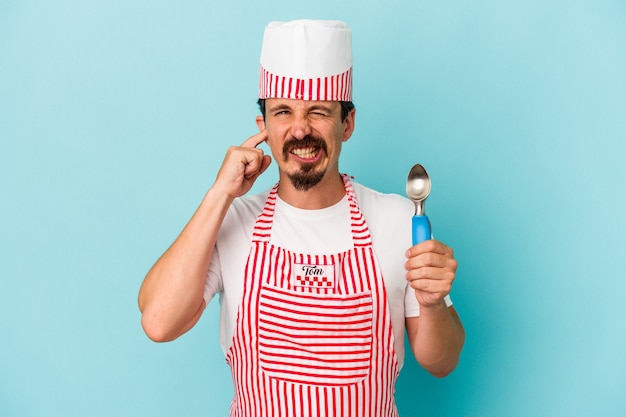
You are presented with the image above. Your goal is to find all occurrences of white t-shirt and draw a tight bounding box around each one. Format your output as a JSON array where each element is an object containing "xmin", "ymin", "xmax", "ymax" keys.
[{"xmin": 204, "ymin": 180, "xmax": 452, "ymax": 369}]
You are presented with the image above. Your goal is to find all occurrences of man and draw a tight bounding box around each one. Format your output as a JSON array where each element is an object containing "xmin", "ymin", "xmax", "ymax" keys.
[{"xmin": 139, "ymin": 19, "xmax": 464, "ymax": 416}]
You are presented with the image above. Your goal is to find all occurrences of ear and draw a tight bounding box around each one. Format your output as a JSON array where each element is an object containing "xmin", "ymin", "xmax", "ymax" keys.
[
  {"xmin": 256, "ymin": 116, "xmax": 266, "ymax": 132},
  {"xmin": 342, "ymin": 109, "xmax": 356, "ymax": 142}
]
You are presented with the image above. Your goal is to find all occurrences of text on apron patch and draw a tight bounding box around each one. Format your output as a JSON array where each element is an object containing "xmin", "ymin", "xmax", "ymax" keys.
[{"xmin": 292, "ymin": 262, "xmax": 335, "ymax": 288}]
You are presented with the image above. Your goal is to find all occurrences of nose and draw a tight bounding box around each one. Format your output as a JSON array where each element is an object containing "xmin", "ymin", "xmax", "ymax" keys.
[{"xmin": 289, "ymin": 113, "xmax": 312, "ymax": 140}]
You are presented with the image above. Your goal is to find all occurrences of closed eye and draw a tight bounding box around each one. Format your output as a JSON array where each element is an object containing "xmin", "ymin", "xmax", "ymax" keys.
[{"xmin": 308, "ymin": 109, "xmax": 332, "ymax": 118}]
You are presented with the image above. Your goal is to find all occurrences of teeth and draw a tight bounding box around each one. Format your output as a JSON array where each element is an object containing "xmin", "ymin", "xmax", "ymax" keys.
[{"xmin": 291, "ymin": 147, "xmax": 319, "ymax": 159}]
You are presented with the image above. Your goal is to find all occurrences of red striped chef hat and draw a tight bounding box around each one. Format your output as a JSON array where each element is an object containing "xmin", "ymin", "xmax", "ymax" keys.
[{"xmin": 259, "ymin": 19, "xmax": 352, "ymax": 102}]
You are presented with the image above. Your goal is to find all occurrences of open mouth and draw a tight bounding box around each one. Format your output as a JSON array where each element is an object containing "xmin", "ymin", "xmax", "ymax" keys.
[
  {"xmin": 283, "ymin": 136, "xmax": 326, "ymax": 162},
  {"xmin": 291, "ymin": 147, "xmax": 320, "ymax": 160}
]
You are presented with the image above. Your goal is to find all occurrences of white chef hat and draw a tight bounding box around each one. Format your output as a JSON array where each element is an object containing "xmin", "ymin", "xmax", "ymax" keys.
[{"xmin": 259, "ymin": 19, "xmax": 352, "ymax": 101}]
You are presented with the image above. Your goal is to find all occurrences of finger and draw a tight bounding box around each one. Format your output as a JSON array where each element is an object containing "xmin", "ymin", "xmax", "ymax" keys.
[
  {"xmin": 407, "ymin": 274, "xmax": 454, "ymax": 300},
  {"xmin": 241, "ymin": 129, "xmax": 268, "ymax": 148},
  {"xmin": 409, "ymin": 277, "xmax": 451, "ymax": 295},
  {"xmin": 259, "ymin": 154, "xmax": 272, "ymax": 175},
  {"xmin": 406, "ymin": 239, "xmax": 453, "ymax": 258},
  {"xmin": 405, "ymin": 252, "xmax": 455, "ymax": 270},
  {"xmin": 243, "ymin": 154, "xmax": 272, "ymax": 180},
  {"xmin": 406, "ymin": 265, "xmax": 456, "ymax": 283},
  {"xmin": 242, "ymin": 151, "xmax": 265, "ymax": 178}
]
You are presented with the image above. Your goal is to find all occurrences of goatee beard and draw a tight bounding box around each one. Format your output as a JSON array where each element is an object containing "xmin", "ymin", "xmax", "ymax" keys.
[{"xmin": 287, "ymin": 168, "xmax": 326, "ymax": 191}]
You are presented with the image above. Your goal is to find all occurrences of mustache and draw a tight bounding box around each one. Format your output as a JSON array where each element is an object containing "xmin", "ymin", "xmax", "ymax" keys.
[{"xmin": 282, "ymin": 135, "xmax": 327, "ymax": 160}]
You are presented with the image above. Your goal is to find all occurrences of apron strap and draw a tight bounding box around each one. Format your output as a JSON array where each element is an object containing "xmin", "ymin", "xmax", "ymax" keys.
[{"xmin": 250, "ymin": 183, "xmax": 279, "ymax": 243}]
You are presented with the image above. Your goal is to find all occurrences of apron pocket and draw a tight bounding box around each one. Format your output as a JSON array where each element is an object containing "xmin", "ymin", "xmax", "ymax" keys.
[{"xmin": 257, "ymin": 284, "xmax": 373, "ymax": 386}]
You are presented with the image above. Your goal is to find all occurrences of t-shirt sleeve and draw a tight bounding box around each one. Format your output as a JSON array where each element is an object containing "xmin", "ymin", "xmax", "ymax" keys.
[
  {"xmin": 204, "ymin": 246, "xmax": 223, "ymax": 305},
  {"xmin": 404, "ymin": 282, "xmax": 420, "ymax": 317}
]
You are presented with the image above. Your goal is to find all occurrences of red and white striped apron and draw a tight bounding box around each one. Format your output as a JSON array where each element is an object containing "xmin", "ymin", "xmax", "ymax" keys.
[{"xmin": 226, "ymin": 175, "xmax": 400, "ymax": 417}]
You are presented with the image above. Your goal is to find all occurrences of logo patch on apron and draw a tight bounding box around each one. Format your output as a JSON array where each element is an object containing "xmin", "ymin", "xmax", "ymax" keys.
[{"xmin": 293, "ymin": 263, "xmax": 335, "ymax": 288}]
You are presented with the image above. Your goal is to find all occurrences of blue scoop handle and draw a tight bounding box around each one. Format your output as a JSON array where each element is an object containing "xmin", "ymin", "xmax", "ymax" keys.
[{"xmin": 412, "ymin": 215, "xmax": 431, "ymax": 245}]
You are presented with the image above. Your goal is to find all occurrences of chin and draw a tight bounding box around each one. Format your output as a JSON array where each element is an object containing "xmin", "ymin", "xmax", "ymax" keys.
[{"xmin": 287, "ymin": 169, "xmax": 326, "ymax": 191}]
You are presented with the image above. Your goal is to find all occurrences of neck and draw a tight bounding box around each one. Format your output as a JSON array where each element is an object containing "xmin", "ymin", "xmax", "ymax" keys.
[{"xmin": 277, "ymin": 171, "xmax": 346, "ymax": 209}]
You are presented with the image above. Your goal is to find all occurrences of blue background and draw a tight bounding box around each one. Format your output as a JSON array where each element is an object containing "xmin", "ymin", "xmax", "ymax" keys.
[{"xmin": 2, "ymin": 1, "xmax": 625, "ymax": 416}]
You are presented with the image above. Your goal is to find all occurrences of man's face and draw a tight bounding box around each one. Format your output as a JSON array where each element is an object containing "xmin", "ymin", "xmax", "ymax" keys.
[{"xmin": 257, "ymin": 98, "xmax": 355, "ymax": 191}]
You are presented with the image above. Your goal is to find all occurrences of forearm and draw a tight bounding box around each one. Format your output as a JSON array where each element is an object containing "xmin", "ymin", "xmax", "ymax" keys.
[
  {"xmin": 407, "ymin": 302, "xmax": 465, "ymax": 377},
  {"xmin": 138, "ymin": 187, "xmax": 233, "ymax": 342}
]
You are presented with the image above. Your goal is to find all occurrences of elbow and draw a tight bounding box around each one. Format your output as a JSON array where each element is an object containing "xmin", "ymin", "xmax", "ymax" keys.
[
  {"xmin": 139, "ymin": 299, "xmax": 205, "ymax": 342},
  {"xmin": 140, "ymin": 313, "xmax": 178, "ymax": 343},
  {"xmin": 417, "ymin": 335, "xmax": 465, "ymax": 378},
  {"xmin": 427, "ymin": 362, "xmax": 459, "ymax": 378},
  {"xmin": 417, "ymin": 355, "xmax": 460, "ymax": 378},
  {"xmin": 421, "ymin": 339, "xmax": 465, "ymax": 378},
  {"xmin": 419, "ymin": 356, "xmax": 461, "ymax": 378}
]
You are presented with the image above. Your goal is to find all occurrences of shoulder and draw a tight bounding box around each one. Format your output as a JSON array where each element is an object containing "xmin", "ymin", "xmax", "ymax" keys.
[
  {"xmin": 218, "ymin": 189, "xmax": 270, "ymax": 240},
  {"xmin": 228, "ymin": 189, "xmax": 269, "ymax": 219},
  {"xmin": 351, "ymin": 180, "xmax": 414, "ymax": 219},
  {"xmin": 351, "ymin": 179, "xmax": 414, "ymax": 249}
]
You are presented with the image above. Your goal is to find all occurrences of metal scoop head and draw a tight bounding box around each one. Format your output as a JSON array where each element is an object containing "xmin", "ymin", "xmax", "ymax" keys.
[{"xmin": 406, "ymin": 163, "xmax": 431, "ymax": 216}]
